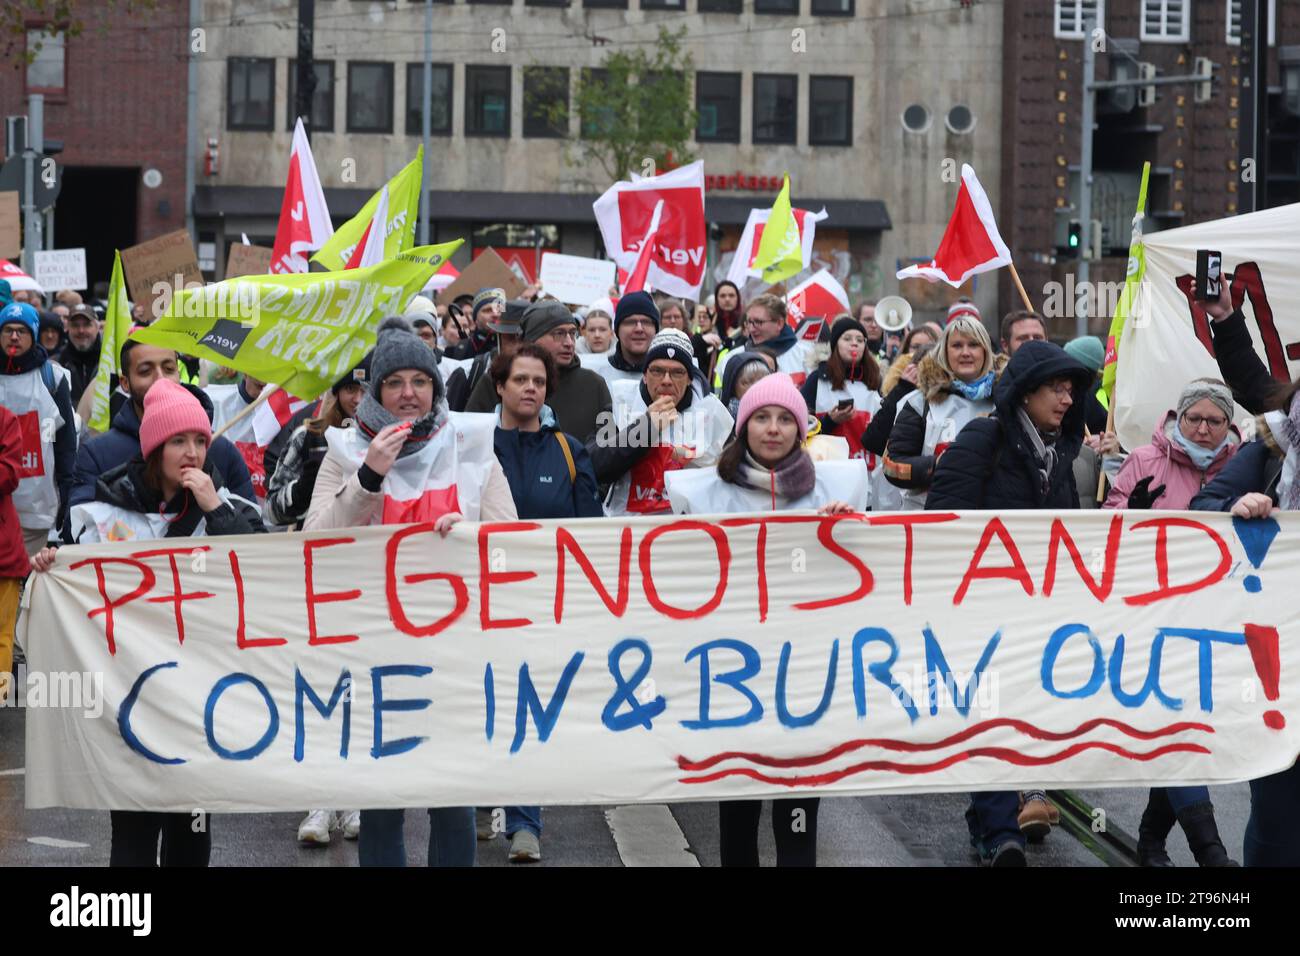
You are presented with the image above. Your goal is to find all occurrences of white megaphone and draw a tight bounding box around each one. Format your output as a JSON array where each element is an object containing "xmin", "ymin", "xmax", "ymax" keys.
[{"xmin": 874, "ymin": 295, "xmax": 913, "ymax": 333}]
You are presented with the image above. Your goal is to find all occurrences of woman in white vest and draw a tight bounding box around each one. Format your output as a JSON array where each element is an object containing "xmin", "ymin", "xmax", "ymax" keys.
[
  {"xmin": 665, "ymin": 374, "xmax": 863, "ymax": 866},
  {"xmin": 304, "ymin": 315, "xmax": 517, "ymax": 868},
  {"xmin": 592, "ymin": 328, "xmax": 733, "ymax": 516},
  {"xmin": 883, "ymin": 316, "xmax": 1003, "ymax": 510},
  {"xmin": 32, "ymin": 377, "xmax": 265, "ymax": 866}
]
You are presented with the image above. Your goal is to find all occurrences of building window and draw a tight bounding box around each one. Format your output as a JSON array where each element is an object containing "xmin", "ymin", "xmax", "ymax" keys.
[
  {"xmin": 810, "ymin": 75, "xmax": 852, "ymax": 146},
  {"xmin": 524, "ymin": 67, "xmax": 569, "ymax": 138},
  {"xmin": 1054, "ymin": 0, "xmax": 1104, "ymax": 40},
  {"xmin": 1227, "ymin": 1, "xmax": 1277, "ymax": 46},
  {"xmin": 1140, "ymin": 1, "xmax": 1188, "ymax": 42},
  {"xmin": 405, "ymin": 63, "xmax": 452, "ymax": 136},
  {"xmin": 287, "ymin": 61, "xmax": 335, "ymax": 132},
  {"xmin": 811, "ymin": 0, "xmax": 854, "ymax": 15},
  {"xmin": 698, "ymin": 0, "xmax": 741, "ymax": 9},
  {"xmin": 25, "ymin": 30, "xmax": 65, "ymax": 93},
  {"xmin": 228, "ymin": 57, "xmax": 275, "ymax": 131},
  {"xmin": 466, "ymin": 65, "xmax": 511, "ymax": 137},
  {"xmin": 695, "ymin": 72, "xmax": 740, "ymax": 143},
  {"xmin": 945, "ymin": 104, "xmax": 976, "ymax": 134},
  {"xmin": 753, "ymin": 74, "xmax": 796, "ymax": 144},
  {"xmin": 755, "ymin": 0, "xmax": 798, "ymax": 13},
  {"xmin": 579, "ymin": 69, "xmax": 615, "ymax": 139},
  {"xmin": 526, "ymin": 0, "xmax": 569, "ymax": 5},
  {"xmin": 642, "ymin": 0, "xmax": 685, "ymax": 7},
  {"xmin": 584, "ymin": 0, "xmax": 628, "ymax": 7},
  {"xmin": 901, "ymin": 104, "xmax": 930, "ymax": 133},
  {"xmin": 347, "ymin": 62, "xmax": 394, "ymax": 133}
]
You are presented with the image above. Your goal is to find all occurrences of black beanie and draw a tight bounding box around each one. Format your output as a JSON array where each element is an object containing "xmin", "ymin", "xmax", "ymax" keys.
[
  {"xmin": 829, "ymin": 316, "xmax": 868, "ymax": 353},
  {"xmin": 332, "ymin": 352, "xmax": 373, "ymax": 395},
  {"xmin": 614, "ymin": 291, "xmax": 659, "ymax": 334}
]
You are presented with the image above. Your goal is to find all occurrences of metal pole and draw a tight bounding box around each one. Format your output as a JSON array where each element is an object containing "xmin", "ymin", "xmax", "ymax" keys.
[
  {"xmin": 419, "ymin": 0, "xmax": 432, "ymax": 246},
  {"xmin": 21, "ymin": 94, "xmax": 44, "ymax": 276},
  {"xmin": 185, "ymin": 0, "xmax": 200, "ymax": 242},
  {"xmin": 296, "ymin": 0, "xmax": 316, "ymax": 138},
  {"xmin": 1077, "ymin": 17, "xmax": 1095, "ymax": 337}
]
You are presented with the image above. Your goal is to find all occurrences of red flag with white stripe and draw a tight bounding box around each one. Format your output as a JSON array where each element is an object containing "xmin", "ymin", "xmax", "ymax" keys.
[
  {"xmin": 896, "ymin": 164, "xmax": 1011, "ymax": 287},
  {"xmin": 271, "ymin": 118, "xmax": 334, "ymax": 274},
  {"xmin": 621, "ymin": 200, "xmax": 664, "ymax": 295}
]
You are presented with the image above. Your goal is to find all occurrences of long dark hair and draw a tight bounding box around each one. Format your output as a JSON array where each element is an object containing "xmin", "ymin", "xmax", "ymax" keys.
[{"xmin": 828, "ymin": 342, "xmax": 882, "ymax": 392}]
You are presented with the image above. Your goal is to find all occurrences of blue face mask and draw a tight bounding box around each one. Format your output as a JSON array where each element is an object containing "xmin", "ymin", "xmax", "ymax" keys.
[{"xmin": 1172, "ymin": 425, "xmax": 1228, "ymax": 470}]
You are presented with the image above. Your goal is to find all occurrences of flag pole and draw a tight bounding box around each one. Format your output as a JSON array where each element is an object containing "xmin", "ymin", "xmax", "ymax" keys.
[
  {"xmin": 213, "ymin": 383, "xmax": 280, "ymax": 440},
  {"xmin": 1007, "ymin": 262, "xmax": 1036, "ymax": 313}
]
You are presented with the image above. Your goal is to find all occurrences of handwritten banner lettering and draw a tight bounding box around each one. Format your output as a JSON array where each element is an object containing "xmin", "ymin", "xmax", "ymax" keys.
[{"xmin": 21, "ymin": 511, "xmax": 1299, "ymax": 811}]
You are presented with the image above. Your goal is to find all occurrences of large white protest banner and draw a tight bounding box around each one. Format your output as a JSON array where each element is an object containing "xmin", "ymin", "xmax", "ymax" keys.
[
  {"xmin": 1114, "ymin": 202, "xmax": 1300, "ymax": 453},
  {"xmin": 33, "ymin": 248, "xmax": 87, "ymax": 292},
  {"xmin": 539, "ymin": 252, "xmax": 616, "ymax": 306},
  {"xmin": 20, "ymin": 510, "xmax": 1297, "ymax": 811}
]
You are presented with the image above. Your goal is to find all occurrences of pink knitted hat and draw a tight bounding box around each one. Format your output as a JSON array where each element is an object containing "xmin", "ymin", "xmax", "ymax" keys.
[
  {"xmin": 735, "ymin": 372, "xmax": 809, "ymax": 443},
  {"xmin": 139, "ymin": 378, "xmax": 212, "ymax": 459}
]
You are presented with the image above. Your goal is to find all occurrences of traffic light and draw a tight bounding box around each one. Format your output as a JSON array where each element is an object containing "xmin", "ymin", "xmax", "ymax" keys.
[
  {"xmin": 1068, "ymin": 220, "xmax": 1083, "ymax": 251},
  {"xmin": 1138, "ymin": 62, "xmax": 1157, "ymax": 108},
  {"xmin": 1194, "ymin": 57, "xmax": 1214, "ymax": 104}
]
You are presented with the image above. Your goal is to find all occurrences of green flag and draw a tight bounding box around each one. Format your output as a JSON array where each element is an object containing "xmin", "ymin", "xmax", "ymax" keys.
[
  {"xmin": 88, "ymin": 251, "xmax": 133, "ymax": 433},
  {"xmin": 751, "ymin": 173, "xmax": 803, "ymax": 284},
  {"xmin": 311, "ymin": 148, "xmax": 424, "ymax": 271},
  {"xmin": 131, "ymin": 241, "xmax": 461, "ymax": 399},
  {"xmin": 1100, "ymin": 162, "xmax": 1151, "ymax": 403}
]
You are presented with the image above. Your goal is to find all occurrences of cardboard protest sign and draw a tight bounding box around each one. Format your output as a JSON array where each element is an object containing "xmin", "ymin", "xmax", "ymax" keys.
[
  {"xmin": 0, "ymin": 191, "xmax": 19, "ymax": 260},
  {"xmin": 119, "ymin": 229, "xmax": 203, "ymax": 309},
  {"xmin": 131, "ymin": 241, "xmax": 461, "ymax": 399},
  {"xmin": 21, "ymin": 510, "xmax": 1299, "ymax": 811},
  {"xmin": 34, "ymin": 248, "xmax": 87, "ymax": 291},
  {"xmin": 226, "ymin": 242, "xmax": 274, "ymax": 279},
  {"xmin": 435, "ymin": 247, "xmax": 526, "ymax": 305},
  {"xmin": 539, "ymin": 252, "xmax": 616, "ymax": 306}
]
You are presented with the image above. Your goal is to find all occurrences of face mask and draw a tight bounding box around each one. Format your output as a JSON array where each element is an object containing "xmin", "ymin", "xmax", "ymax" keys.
[{"xmin": 1172, "ymin": 425, "xmax": 1227, "ymax": 470}]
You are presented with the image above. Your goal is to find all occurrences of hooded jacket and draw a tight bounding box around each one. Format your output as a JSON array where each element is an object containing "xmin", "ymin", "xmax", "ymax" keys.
[
  {"xmin": 1103, "ymin": 410, "xmax": 1241, "ymax": 511},
  {"xmin": 69, "ymin": 381, "xmax": 255, "ymax": 511},
  {"xmin": 0, "ymin": 405, "xmax": 32, "ymax": 578},
  {"xmin": 926, "ymin": 340, "xmax": 1092, "ymax": 511},
  {"xmin": 71, "ymin": 455, "xmax": 264, "ymax": 543},
  {"xmin": 493, "ymin": 408, "xmax": 604, "ymax": 520},
  {"xmin": 57, "ymin": 334, "xmax": 102, "ymax": 405}
]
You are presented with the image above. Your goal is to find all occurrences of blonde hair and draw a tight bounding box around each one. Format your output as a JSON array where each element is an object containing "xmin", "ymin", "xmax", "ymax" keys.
[{"xmin": 935, "ymin": 316, "xmax": 993, "ymax": 381}]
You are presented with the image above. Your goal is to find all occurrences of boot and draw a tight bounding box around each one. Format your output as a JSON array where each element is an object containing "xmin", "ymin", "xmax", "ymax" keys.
[
  {"xmin": 1175, "ymin": 801, "xmax": 1240, "ymax": 867},
  {"xmin": 1137, "ymin": 789, "xmax": 1176, "ymax": 867}
]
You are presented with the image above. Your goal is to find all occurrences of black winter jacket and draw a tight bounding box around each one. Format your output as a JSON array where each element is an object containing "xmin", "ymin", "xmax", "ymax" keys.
[
  {"xmin": 926, "ymin": 341, "xmax": 1093, "ymax": 511},
  {"xmin": 1208, "ymin": 309, "xmax": 1277, "ymax": 415}
]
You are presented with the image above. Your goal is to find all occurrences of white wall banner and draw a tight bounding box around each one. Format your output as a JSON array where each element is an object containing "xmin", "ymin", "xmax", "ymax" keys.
[
  {"xmin": 1115, "ymin": 202, "xmax": 1300, "ymax": 452},
  {"xmin": 20, "ymin": 510, "xmax": 1298, "ymax": 811}
]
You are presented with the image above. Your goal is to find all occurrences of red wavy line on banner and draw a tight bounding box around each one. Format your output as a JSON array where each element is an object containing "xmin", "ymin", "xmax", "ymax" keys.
[
  {"xmin": 677, "ymin": 718, "xmax": 1214, "ymax": 771},
  {"xmin": 676, "ymin": 741, "xmax": 1212, "ymax": 787}
]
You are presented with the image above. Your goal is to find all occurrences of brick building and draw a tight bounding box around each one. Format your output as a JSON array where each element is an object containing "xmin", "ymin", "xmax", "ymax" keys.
[
  {"xmin": 1000, "ymin": 0, "xmax": 1300, "ymax": 338},
  {"xmin": 2, "ymin": 2, "xmax": 191, "ymax": 290}
]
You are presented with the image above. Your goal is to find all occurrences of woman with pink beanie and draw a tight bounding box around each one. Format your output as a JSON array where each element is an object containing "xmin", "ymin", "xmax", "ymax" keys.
[
  {"xmin": 664, "ymin": 373, "xmax": 868, "ymax": 866},
  {"xmin": 30, "ymin": 377, "xmax": 265, "ymax": 867}
]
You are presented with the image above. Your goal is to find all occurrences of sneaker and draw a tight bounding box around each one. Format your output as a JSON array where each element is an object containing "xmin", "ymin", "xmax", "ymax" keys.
[
  {"xmin": 298, "ymin": 809, "xmax": 334, "ymax": 845},
  {"xmin": 1018, "ymin": 790, "xmax": 1052, "ymax": 842},
  {"xmin": 340, "ymin": 810, "xmax": 361, "ymax": 840},
  {"xmin": 509, "ymin": 830, "xmax": 541, "ymax": 863},
  {"xmin": 476, "ymin": 807, "xmax": 498, "ymax": 841},
  {"xmin": 988, "ymin": 841, "xmax": 1027, "ymax": 867}
]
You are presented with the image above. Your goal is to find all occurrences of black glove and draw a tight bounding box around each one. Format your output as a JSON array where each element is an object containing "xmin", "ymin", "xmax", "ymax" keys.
[{"xmin": 1126, "ymin": 475, "xmax": 1167, "ymax": 510}]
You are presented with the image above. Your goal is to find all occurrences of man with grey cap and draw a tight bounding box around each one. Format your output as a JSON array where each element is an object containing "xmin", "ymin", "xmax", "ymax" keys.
[
  {"xmin": 466, "ymin": 300, "xmax": 611, "ymax": 442},
  {"xmin": 445, "ymin": 297, "xmax": 525, "ymax": 412},
  {"xmin": 447, "ymin": 287, "xmax": 506, "ymax": 360}
]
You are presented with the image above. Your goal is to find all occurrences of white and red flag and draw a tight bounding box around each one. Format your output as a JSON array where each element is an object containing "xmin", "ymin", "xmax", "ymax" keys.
[
  {"xmin": 897, "ymin": 164, "xmax": 1011, "ymax": 287},
  {"xmin": 726, "ymin": 205, "xmax": 827, "ymax": 287},
  {"xmin": 785, "ymin": 269, "xmax": 851, "ymax": 330},
  {"xmin": 270, "ymin": 118, "xmax": 334, "ymax": 275},
  {"xmin": 593, "ymin": 161, "xmax": 706, "ymax": 301},
  {"xmin": 343, "ymin": 185, "xmax": 390, "ymax": 270},
  {"xmin": 621, "ymin": 200, "xmax": 665, "ymax": 295}
]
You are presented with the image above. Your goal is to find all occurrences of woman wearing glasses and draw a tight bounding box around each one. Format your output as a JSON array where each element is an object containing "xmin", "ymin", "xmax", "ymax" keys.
[
  {"xmin": 305, "ymin": 316, "xmax": 518, "ymax": 868},
  {"xmin": 1097, "ymin": 379, "xmax": 1241, "ymax": 868},
  {"xmin": 924, "ymin": 341, "xmax": 1092, "ymax": 867}
]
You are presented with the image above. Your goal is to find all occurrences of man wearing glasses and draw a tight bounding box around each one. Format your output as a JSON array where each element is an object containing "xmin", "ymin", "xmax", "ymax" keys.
[
  {"xmin": 592, "ymin": 328, "xmax": 732, "ymax": 515},
  {"xmin": 515, "ymin": 301, "xmax": 611, "ymax": 444},
  {"xmin": 715, "ymin": 293, "xmax": 815, "ymax": 390}
]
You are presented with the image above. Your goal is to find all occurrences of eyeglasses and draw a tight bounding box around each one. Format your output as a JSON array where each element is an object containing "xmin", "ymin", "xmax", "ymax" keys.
[
  {"xmin": 622, "ymin": 317, "xmax": 656, "ymax": 329},
  {"xmin": 1044, "ymin": 383, "xmax": 1076, "ymax": 399},
  {"xmin": 545, "ymin": 327, "xmax": 578, "ymax": 342},
  {"xmin": 1183, "ymin": 413, "xmax": 1229, "ymax": 430},
  {"xmin": 645, "ymin": 366, "xmax": 688, "ymax": 382},
  {"xmin": 381, "ymin": 374, "xmax": 435, "ymax": 394},
  {"xmin": 745, "ymin": 316, "xmax": 779, "ymax": 328}
]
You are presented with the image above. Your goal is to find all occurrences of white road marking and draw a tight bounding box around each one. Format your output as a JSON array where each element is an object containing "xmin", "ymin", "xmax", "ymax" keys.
[
  {"xmin": 28, "ymin": 836, "xmax": 90, "ymax": 849},
  {"xmin": 604, "ymin": 804, "xmax": 699, "ymax": 867},
  {"xmin": 0, "ymin": 767, "xmax": 24, "ymax": 776}
]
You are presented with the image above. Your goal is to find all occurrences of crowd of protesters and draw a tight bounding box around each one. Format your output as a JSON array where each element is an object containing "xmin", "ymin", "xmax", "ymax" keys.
[{"xmin": 4, "ymin": 266, "xmax": 1296, "ymax": 871}]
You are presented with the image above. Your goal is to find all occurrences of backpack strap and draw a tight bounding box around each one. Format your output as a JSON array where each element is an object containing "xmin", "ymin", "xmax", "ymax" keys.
[
  {"xmin": 40, "ymin": 361, "xmax": 55, "ymax": 396},
  {"xmin": 555, "ymin": 431, "xmax": 577, "ymax": 484}
]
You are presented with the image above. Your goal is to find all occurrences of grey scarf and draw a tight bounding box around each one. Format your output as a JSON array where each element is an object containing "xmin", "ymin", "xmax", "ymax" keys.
[
  {"xmin": 354, "ymin": 391, "xmax": 450, "ymax": 459},
  {"xmin": 1016, "ymin": 406, "xmax": 1059, "ymax": 498}
]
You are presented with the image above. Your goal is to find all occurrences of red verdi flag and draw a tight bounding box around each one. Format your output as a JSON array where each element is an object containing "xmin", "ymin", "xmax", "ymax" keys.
[
  {"xmin": 271, "ymin": 119, "xmax": 335, "ymax": 275},
  {"xmin": 786, "ymin": 269, "xmax": 851, "ymax": 327},
  {"xmin": 593, "ymin": 161, "xmax": 706, "ymax": 300},
  {"xmin": 896, "ymin": 164, "xmax": 1011, "ymax": 287},
  {"xmin": 621, "ymin": 200, "xmax": 665, "ymax": 294}
]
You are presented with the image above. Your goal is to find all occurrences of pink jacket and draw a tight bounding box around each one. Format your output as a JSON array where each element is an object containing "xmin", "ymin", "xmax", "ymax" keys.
[{"xmin": 1103, "ymin": 410, "xmax": 1240, "ymax": 511}]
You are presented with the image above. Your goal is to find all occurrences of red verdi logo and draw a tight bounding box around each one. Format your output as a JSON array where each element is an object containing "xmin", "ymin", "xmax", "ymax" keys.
[{"xmin": 616, "ymin": 187, "xmax": 707, "ymax": 284}]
